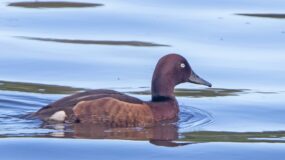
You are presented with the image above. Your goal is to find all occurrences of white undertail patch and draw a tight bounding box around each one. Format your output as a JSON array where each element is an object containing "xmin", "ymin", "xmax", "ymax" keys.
[{"xmin": 49, "ymin": 110, "xmax": 67, "ymax": 122}]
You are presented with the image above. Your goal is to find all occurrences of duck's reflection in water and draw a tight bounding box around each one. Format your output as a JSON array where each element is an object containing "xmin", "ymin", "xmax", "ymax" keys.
[{"xmin": 45, "ymin": 123, "xmax": 191, "ymax": 147}]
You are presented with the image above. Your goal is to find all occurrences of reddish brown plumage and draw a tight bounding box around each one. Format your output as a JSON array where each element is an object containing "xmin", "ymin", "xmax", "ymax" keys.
[
  {"xmin": 73, "ymin": 97, "xmax": 154, "ymax": 127},
  {"xmin": 34, "ymin": 54, "xmax": 212, "ymax": 127}
]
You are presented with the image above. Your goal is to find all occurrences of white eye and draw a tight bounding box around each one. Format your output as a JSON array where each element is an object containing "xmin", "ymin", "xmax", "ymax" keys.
[{"xmin": 180, "ymin": 63, "xmax": 185, "ymax": 68}]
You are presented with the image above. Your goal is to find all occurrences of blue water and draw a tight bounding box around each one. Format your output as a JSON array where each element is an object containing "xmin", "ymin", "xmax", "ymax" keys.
[
  {"xmin": 1, "ymin": 138, "xmax": 285, "ymax": 160},
  {"xmin": 0, "ymin": 0, "xmax": 285, "ymax": 159}
]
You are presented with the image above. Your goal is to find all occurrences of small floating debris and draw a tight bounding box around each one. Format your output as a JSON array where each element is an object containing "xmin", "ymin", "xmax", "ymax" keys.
[
  {"xmin": 8, "ymin": 1, "xmax": 103, "ymax": 9},
  {"xmin": 236, "ymin": 13, "xmax": 285, "ymax": 19},
  {"xmin": 38, "ymin": 88, "xmax": 46, "ymax": 92},
  {"xmin": 15, "ymin": 36, "xmax": 170, "ymax": 47}
]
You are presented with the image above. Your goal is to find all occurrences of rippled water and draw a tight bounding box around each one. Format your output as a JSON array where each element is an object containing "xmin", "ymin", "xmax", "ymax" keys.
[{"xmin": 1, "ymin": 0, "xmax": 285, "ymax": 159}]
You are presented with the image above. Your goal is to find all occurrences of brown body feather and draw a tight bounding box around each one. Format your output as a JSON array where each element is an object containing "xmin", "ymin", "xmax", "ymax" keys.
[
  {"xmin": 36, "ymin": 90, "xmax": 146, "ymax": 122},
  {"xmin": 73, "ymin": 97, "xmax": 154, "ymax": 127},
  {"xmin": 35, "ymin": 89, "xmax": 177, "ymax": 126}
]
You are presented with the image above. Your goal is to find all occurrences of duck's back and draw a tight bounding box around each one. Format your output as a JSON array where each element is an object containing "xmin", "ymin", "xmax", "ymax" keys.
[
  {"xmin": 35, "ymin": 89, "xmax": 154, "ymax": 126},
  {"xmin": 42, "ymin": 89, "xmax": 143, "ymax": 109}
]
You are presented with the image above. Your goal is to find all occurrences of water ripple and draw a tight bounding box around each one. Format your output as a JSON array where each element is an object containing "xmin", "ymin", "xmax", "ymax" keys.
[{"xmin": 178, "ymin": 105, "xmax": 213, "ymax": 132}]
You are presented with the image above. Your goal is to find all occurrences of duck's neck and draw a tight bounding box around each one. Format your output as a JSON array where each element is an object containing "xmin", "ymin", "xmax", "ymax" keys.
[{"xmin": 151, "ymin": 77, "xmax": 175, "ymax": 101}]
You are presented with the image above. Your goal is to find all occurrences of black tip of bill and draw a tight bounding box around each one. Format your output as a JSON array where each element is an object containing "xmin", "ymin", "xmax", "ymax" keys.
[{"xmin": 189, "ymin": 71, "xmax": 212, "ymax": 87}]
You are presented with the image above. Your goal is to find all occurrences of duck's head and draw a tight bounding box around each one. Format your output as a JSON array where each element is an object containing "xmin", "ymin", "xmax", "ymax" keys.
[{"xmin": 151, "ymin": 53, "xmax": 211, "ymax": 99}]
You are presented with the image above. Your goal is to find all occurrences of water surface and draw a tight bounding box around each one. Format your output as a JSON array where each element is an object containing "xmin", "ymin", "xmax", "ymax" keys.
[{"xmin": 0, "ymin": 0, "xmax": 285, "ymax": 159}]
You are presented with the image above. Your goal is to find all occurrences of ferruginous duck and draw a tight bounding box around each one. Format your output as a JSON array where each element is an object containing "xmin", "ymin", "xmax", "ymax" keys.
[{"xmin": 34, "ymin": 54, "xmax": 212, "ymax": 127}]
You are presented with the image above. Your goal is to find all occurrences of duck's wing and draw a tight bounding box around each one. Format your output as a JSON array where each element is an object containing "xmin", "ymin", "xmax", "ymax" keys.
[
  {"xmin": 49, "ymin": 89, "xmax": 143, "ymax": 108},
  {"xmin": 35, "ymin": 89, "xmax": 143, "ymax": 120},
  {"xmin": 72, "ymin": 97, "xmax": 154, "ymax": 127}
]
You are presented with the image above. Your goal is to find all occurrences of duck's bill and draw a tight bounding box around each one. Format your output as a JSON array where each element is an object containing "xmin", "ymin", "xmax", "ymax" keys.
[{"xmin": 189, "ymin": 71, "xmax": 212, "ymax": 87}]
